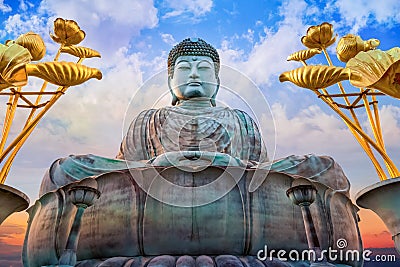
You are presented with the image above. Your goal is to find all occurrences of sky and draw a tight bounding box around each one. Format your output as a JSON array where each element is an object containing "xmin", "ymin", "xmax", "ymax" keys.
[{"xmin": 0, "ymin": 0, "xmax": 400, "ymax": 265}]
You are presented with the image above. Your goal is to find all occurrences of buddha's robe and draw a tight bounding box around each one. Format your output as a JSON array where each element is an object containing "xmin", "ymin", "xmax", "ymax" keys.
[
  {"xmin": 39, "ymin": 105, "xmax": 350, "ymax": 196},
  {"xmin": 117, "ymin": 105, "xmax": 265, "ymax": 163}
]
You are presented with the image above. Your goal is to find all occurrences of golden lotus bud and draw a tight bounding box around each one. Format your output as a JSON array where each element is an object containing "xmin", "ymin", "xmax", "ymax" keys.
[
  {"xmin": 287, "ymin": 48, "xmax": 321, "ymax": 62},
  {"xmin": 15, "ymin": 32, "xmax": 46, "ymax": 61},
  {"xmin": 336, "ymin": 34, "xmax": 380, "ymax": 63},
  {"xmin": 50, "ymin": 18, "xmax": 85, "ymax": 46},
  {"xmin": 0, "ymin": 43, "xmax": 31, "ymax": 91},
  {"xmin": 347, "ymin": 48, "xmax": 400, "ymax": 98},
  {"xmin": 26, "ymin": 61, "xmax": 102, "ymax": 86},
  {"xmin": 301, "ymin": 22, "xmax": 336, "ymax": 49},
  {"xmin": 279, "ymin": 65, "xmax": 350, "ymax": 90}
]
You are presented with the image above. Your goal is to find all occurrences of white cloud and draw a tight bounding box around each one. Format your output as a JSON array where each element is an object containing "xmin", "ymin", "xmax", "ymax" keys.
[
  {"xmin": 242, "ymin": 29, "xmax": 254, "ymax": 43},
  {"xmin": 271, "ymin": 103, "xmax": 355, "ymax": 158},
  {"xmin": 3, "ymin": 13, "xmax": 48, "ymax": 37},
  {"xmin": 19, "ymin": 0, "xmax": 28, "ymax": 11},
  {"xmin": 162, "ymin": 0, "xmax": 213, "ymax": 19},
  {"xmin": 380, "ymin": 105, "xmax": 400, "ymax": 149},
  {"xmin": 161, "ymin": 33, "xmax": 176, "ymax": 46},
  {"xmin": 270, "ymin": 102, "xmax": 400, "ymax": 194},
  {"xmin": 334, "ymin": 0, "xmax": 400, "ymax": 33},
  {"xmin": 38, "ymin": 0, "xmax": 159, "ymax": 57},
  {"xmin": 0, "ymin": 0, "xmax": 11, "ymax": 12}
]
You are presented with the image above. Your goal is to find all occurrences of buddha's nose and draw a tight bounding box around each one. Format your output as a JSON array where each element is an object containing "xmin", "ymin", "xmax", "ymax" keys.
[{"xmin": 189, "ymin": 68, "xmax": 200, "ymax": 79}]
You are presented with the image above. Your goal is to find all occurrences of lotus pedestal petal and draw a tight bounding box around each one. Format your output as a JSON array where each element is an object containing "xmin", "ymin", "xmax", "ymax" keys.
[
  {"xmin": 355, "ymin": 177, "xmax": 400, "ymax": 253},
  {"xmin": 0, "ymin": 184, "xmax": 29, "ymax": 225}
]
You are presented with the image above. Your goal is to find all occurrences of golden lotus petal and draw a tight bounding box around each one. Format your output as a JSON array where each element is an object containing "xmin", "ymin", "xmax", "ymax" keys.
[
  {"xmin": 319, "ymin": 22, "xmax": 334, "ymax": 44},
  {"xmin": 53, "ymin": 18, "xmax": 66, "ymax": 40},
  {"xmin": 387, "ymin": 47, "xmax": 400, "ymax": 61},
  {"xmin": 370, "ymin": 61, "xmax": 400, "ymax": 98},
  {"xmin": 0, "ymin": 43, "xmax": 31, "ymax": 70},
  {"xmin": 60, "ymin": 46, "xmax": 101, "ymax": 58},
  {"xmin": 336, "ymin": 34, "xmax": 380, "ymax": 63},
  {"xmin": 65, "ymin": 29, "xmax": 86, "ymax": 46},
  {"xmin": 0, "ymin": 43, "xmax": 30, "ymax": 90},
  {"xmin": 347, "ymin": 48, "xmax": 400, "ymax": 98},
  {"xmin": 347, "ymin": 49, "xmax": 398, "ymax": 87},
  {"xmin": 301, "ymin": 36, "xmax": 320, "ymax": 49},
  {"xmin": 287, "ymin": 48, "xmax": 321, "ymax": 62},
  {"xmin": 279, "ymin": 65, "xmax": 350, "ymax": 90},
  {"xmin": 64, "ymin": 20, "xmax": 80, "ymax": 37},
  {"xmin": 26, "ymin": 61, "xmax": 102, "ymax": 86},
  {"xmin": 15, "ymin": 32, "xmax": 46, "ymax": 61}
]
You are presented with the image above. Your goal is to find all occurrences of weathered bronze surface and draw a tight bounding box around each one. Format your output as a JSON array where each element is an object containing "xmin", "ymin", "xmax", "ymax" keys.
[{"xmin": 23, "ymin": 38, "xmax": 361, "ymax": 267}]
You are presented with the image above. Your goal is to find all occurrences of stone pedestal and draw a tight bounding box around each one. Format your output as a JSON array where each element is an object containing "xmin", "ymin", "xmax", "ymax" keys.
[
  {"xmin": 23, "ymin": 167, "xmax": 362, "ymax": 267},
  {"xmin": 0, "ymin": 184, "xmax": 29, "ymax": 225}
]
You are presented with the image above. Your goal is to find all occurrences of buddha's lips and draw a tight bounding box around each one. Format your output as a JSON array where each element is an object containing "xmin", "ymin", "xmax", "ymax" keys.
[{"xmin": 188, "ymin": 81, "xmax": 202, "ymax": 86}]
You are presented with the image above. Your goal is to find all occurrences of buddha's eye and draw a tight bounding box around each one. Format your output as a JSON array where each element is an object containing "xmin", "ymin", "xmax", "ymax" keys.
[
  {"xmin": 198, "ymin": 61, "xmax": 212, "ymax": 70},
  {"xmin": 177, "ymin": 62, "xmax": 191, "ymax": 70}
]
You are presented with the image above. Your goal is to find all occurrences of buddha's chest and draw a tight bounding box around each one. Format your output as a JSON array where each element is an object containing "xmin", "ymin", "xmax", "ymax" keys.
[{"xmin": 155, "ymin": 109, "xmax": 239, "ymax": 152}]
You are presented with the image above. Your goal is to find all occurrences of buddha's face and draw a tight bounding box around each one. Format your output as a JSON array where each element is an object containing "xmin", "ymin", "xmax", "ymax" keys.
[{"xmin": 170, "ymin": 55, "xmax": 218, "ymax": 101}]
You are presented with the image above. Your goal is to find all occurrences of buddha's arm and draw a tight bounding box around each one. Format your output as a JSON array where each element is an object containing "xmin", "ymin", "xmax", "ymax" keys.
[
  {"xmin": 117, "ymin": 109, "xmax": 156, "ymax": 161},
  {"xmin": 233, "ymin": 109, "xmax": 267, "ymax": 162}
]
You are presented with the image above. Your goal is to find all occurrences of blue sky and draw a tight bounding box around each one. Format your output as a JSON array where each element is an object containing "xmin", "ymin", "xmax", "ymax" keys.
[{"xmin": 0, "ymin": 0, "xmax": 400, "ymax": 265}]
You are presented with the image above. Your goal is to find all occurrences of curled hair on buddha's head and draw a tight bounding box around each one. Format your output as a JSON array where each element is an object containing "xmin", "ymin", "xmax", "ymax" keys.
[{"xmin": 168, "ymin": 37, "xmax": 220, "ymax": 79}]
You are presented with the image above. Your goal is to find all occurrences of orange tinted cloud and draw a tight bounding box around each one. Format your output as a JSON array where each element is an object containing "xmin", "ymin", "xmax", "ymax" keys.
[
  {"xmin": 0, "ymin": 212, "xmax": 28, "ymax": 246},
  {"xmin": 358, "ymin": 208, "xmax": 395, "ymax": 248},
  {"xmin": 0, "ymin": 213, "xmax": 27, "ymax": 267}
]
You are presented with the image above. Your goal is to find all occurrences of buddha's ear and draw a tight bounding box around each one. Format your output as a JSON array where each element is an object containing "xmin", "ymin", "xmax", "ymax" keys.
[
  {"xmin": 211, "ymin": 77, "xmax": 220, "ymax": 107},
  {"xmin": 168, "ymin": 76, "xmax": 179, "ymax": 106}
]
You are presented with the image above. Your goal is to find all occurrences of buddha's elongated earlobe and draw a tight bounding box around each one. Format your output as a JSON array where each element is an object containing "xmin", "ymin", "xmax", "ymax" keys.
[
  {"xmin": 211, "ymin": 77, "xmax": 220, "ymax": 107},
  {"xmin": 168, "ymin": 77, "xmax": 179, "ymax": 106}
]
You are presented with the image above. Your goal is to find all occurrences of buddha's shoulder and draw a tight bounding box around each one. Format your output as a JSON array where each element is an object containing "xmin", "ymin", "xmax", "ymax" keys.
[{"xmin": 132, "ymin": 107, "xmax": 254, "ymax": 121}]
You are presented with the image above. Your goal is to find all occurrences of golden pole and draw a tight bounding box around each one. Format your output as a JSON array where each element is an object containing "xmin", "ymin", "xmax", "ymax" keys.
[
  {"xmin": 0, "ymin": 58, "xmax": 85, "ymax": 183},
  {"xmin": 0, "ymin": 87, "xmax": 67, "ymax": 183},
  {"xmin": 371, "ymin": 90, "xmax": 385, "ymax": 147},
  {"xmin": 301, "ymin": 57, "xmax": 387, "ymax": 179},
  {"xmin": 0, "ymin": 87, "xmax": 22, "ymax": 154},
  {"xmin": 361, "ymin": 90, "xmax": 398, "ymax": 177},
  {"xmin": 321, "ymin": 48, "xmax": 391, "ymax": 179},
  {"xmin": 318, "ymin": 93, "xmax": 400, "ymax": 180},
  {"xmin": 24, "ymin": 44, "xmax": 64, "ymax": 127}
]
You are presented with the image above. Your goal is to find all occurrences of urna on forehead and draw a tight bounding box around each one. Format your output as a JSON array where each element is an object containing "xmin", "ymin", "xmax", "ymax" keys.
[{"xmin": 168, "ymin": 38, "xmax": 220, "ymax": 77}]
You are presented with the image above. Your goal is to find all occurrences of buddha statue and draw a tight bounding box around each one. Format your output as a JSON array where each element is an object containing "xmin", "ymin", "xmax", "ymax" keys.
[
  {"xmin": 40, "ymin": 38, "xmax": 266, "ymax": 194},
  {"xmin": 116, "ymin": 38, "xmax": 265, "ymax": 167},
  {"xmin": 25, "ymin": 38, "xmax": 362, "ymax": 267}
]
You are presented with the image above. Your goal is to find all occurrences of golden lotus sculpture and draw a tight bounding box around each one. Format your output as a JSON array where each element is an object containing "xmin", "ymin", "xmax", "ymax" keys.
[
  {"xmin": 301, "ymin": 22, "xmax": 336, "ymax": 49},
  {"xmin": 347, "ymin": 48, "xmax": 400, "ymax": 98},
  {"xmin": 280, "ymin": 22, "xmax": 400, "ymax": 181},
  {"xmin": 281, "ymin": 23, "xmax": 400, "ymax": 253},
  {"xmin": 0, "ymin": 17, "xmax": 102, "ymax": 186},
  {"xmin": 286, "ymin": 48, "xmax": 321, "ymax": 62},
  {"xmin": 14, "ymin": 32, "xmax": 46, "ymax": 61},
  {"xmin": 279, "ymin": 65, "xmax": 350, "ymax": 90},
  {"xmin": 50, "ymin": 18, "xmax": 86, "ymax": 46},
  {"xmin": 336, "ymin": 34, "xmax": 380, "ymax": 63}
]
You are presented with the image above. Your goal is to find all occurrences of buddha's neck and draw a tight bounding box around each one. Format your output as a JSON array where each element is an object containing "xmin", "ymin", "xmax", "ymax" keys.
[{"xmin": 177, "ymin": 98, "xmax": 213, "ymax": 108}]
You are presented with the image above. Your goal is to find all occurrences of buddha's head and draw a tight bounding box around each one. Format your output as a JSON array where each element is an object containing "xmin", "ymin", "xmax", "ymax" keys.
[{"xmin": 168, "ymin": 38, "xmax": 220, "ymax": 106}]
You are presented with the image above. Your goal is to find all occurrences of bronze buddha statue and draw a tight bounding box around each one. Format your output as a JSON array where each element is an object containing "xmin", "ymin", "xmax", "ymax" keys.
[{"xmin": 25, "ymin": 38, "xmax": 362, "ymax": 267}]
